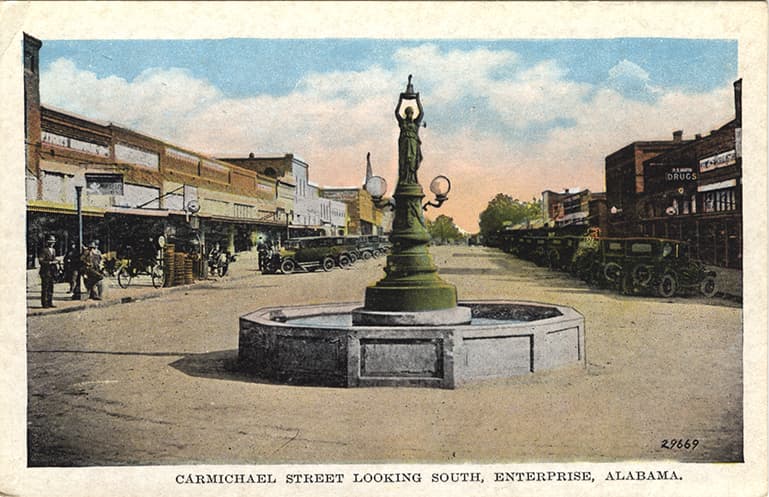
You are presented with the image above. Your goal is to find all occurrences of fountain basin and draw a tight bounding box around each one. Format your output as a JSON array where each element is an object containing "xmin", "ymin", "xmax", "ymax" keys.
[{"xmin": 238, "ymin": 300, "xmax": 585, "ymax": 389}]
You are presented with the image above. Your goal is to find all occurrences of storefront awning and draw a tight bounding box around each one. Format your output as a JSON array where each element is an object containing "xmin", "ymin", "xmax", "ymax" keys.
[
  {"xmin": 27, "ymin": 200, "xmax": 105, "ymax": 217},
  {"xmin": 105, "ymin": 207, "xmax": 170, "ymax": 217}
]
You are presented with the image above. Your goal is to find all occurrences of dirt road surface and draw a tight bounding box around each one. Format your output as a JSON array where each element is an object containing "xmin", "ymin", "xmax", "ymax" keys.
[{"xmin": 26, "ymin": 246, "xmax": 743, "ymax": 465}]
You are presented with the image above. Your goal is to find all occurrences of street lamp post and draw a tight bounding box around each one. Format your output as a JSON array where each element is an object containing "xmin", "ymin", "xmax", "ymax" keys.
[
  {"xmin": 72, "ymin": 171, "xmax": 86, "ymax": 300},
  {"xmin": 354, "ymin": 76, "xmax": 470, "ymax": 326}
]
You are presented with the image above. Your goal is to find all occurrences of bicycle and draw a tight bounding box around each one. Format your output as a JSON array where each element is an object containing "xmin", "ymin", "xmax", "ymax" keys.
[{"xmin": 116, "ymin": 256, "xmax": 165, "ymax": 289}]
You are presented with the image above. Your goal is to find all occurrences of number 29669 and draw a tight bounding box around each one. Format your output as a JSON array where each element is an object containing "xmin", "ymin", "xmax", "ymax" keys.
[{"xmin": 661, "ymin": 439, "xmax": 699, "ymax": 450}]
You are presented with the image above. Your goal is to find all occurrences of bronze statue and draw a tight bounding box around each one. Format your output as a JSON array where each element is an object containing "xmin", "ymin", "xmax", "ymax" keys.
[{"xmin": 395, "ymin": 75, "xmax": 424, "ymax": 185}]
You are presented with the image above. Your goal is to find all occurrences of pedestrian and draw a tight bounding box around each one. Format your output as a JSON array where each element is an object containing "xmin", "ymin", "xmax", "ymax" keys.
[
  {"xmin": 63, "ymin": 243, "xmax": 79, "ymax": 293},
  {"xmin": 257, "ymin": 239, "xmax": 268, "ymax": 272},
  {"xmin": 38, "ymin": 235, "xmax": 58, "ymax": 308},
  {"xmin": 82, "ymin": 241, "xmax": 105, "ymax": 300}
]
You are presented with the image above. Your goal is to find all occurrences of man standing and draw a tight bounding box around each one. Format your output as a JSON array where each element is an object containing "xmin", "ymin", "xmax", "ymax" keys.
[
  {"xmin": 38, "ymin": 235, "xmax": 57, "ymax": 308},
  {"xmin": 82, "ymin": 241, "xmax": 104, "ymax": 300}
]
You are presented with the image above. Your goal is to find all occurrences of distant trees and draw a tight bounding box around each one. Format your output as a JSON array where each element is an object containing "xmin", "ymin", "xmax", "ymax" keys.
[
  {"xmin": 478, "ymin": 194, "xmax": 542, "ymax": 239},
  {"xmin": 426, "ymin": 214, "xmax": 464, "ymax": 245}
]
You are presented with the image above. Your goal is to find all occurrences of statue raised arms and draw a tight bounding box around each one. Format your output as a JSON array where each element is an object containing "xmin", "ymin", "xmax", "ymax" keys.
[{"xmin": 395, "ymin": 75, "xmax": 424, "ymax": 185}]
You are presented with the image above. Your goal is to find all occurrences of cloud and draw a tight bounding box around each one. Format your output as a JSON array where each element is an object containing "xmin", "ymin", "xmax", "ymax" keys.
[
  {"xmin": 606, "ymin": 59, "xmax": 663, "ymax": 102},
  {"xmin": 40, "ymin": 46, "xmax": 735, "ymax": 231}
]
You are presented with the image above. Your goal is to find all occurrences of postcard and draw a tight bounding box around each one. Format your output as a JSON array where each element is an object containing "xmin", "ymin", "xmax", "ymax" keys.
[{"xmin": 1, "ymin": 2, "xmax": 766, "ymax": 497}]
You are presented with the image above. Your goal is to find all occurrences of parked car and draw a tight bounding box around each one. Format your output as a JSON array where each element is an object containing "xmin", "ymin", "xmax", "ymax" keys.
[
  {"xmin": 355, "ymin": 235, "xmax": 390, "ymax": 260},
  {"xmin": 585, "ymin": 237, "xmax": 717, "ymax": 297},
  {"xmin": 271, "ymin": 236, "xmax": 360, "ymax": 274},
  {"xmin": 621, "ymin": 238, "xmax": 718, "ymax": 297},
  {"xmin": 544, "ymin": 235, "xmax": 581, "ymax": 271}
]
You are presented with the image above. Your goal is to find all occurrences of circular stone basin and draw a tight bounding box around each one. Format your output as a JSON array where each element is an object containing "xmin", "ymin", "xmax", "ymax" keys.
[{"xmin": 238, "ymin": 301, "xmax": 585, "ymax": 389}]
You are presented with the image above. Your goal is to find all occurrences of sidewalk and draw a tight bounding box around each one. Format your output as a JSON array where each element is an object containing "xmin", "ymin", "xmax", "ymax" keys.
[{"xmin": 27, "ymin": 250, "xmax": 263, "ymax": 316}]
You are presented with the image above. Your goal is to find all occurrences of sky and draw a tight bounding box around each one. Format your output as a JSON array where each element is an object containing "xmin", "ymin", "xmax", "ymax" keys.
[{"xmin": 38, "ymin": 38, "xmax": 738, "ymax": 231}]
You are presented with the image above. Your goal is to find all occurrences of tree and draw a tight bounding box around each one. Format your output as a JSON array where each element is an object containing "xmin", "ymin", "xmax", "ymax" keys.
[
  {"xmin": 478, "ymin": 194, "xmax": 542, "ymax": 239},
  {"xmin": 427, "ymin": 214, "xmax": 463, "ymax": 245}
]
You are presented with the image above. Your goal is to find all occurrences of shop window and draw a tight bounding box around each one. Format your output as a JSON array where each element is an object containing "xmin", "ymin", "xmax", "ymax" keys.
[{"xmin": 703, "ymin": 188, "xmax": 737, "ymax": 213}]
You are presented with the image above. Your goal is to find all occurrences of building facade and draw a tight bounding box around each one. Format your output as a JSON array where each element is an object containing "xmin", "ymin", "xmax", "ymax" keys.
[
  {"xmin": 605, "ymin": 79, "xmax": 742, "ymax": 269},
  {"xmin": 24, "ymin": 35, "xmax": 293, "ymax": 265},
  {"xmin": 605, "ymin": 131, "xmax": 694, "ymax": 236},
  {"xmin": 639, "ymin": 82, "xmax": 742, "ymax": 268},
  {"xmin": 320, "ymin": 187, "xmax": 386, "ymax": 235},
  {"xmin": 217, "ymin": 153, "xmax": 348, "ymax": 237}
]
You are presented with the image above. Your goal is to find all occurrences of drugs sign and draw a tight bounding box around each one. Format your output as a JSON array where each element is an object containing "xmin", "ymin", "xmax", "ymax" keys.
[{"xmin": 665, "ymin": 167, "xmax": 697, "ymax": 182}]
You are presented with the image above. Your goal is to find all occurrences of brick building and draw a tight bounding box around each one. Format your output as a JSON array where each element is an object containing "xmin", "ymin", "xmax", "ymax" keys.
[
  {"xmin": 605, "ymin": 131, "xmax": 694, "ymax": 236},
  {"xmin": 321, "ymin": 187, "xmax": 385, "ymax": 235},
  {"xmin": 602, "ymin": 79, "xmax": 742, "ymax": 269},
  {"xmin": 218, "ymin": 153, "xmax": 348, "ymax": 236},
  {"xmin": 639, "ymin": 80, "xmax": 742, "ymax": 268},
  {"xmin": 24, "ymin": 34, "xmax": 290, "ymax": 265}
]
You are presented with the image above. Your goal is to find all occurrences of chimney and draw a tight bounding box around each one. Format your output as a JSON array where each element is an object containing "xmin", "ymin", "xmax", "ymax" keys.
[
  {"xmin": 695, "ymin": 134, "xmax": 702, "ymax": 140},
  {"xmin": 672, "ymin": 130, "xmax": 683, "ymax": 142},
  {"xmin": 733, "ymin": 78, "xmax": 742, "ymax": 125}
]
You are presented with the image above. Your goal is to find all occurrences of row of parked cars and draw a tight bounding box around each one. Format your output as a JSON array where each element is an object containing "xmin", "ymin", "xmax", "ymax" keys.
[
  {"xmin": 498, "ymin": 231, "xmax": 718, "ymax": 298},
  {"xmin": 262, "ymin": 235, "xmax": 391, "ymax": 274}
]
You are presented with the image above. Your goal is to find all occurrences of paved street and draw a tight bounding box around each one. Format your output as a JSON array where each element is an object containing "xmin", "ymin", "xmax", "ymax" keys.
[{"xmin": 26, "ymin": 246, "xmax": 743, "ymax": 465}]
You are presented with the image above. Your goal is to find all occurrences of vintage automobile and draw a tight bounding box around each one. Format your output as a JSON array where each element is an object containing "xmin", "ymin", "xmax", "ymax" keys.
[
  {"xmin": 269, "ymin": 236, "xmax": 360, "ymax": 274},
  {"xmin": 621, "ymin": 238, "xmax": 718, "ymax": 297},
  {"xmin": 588, "ymin": 237, "xmax": 718, "ymax": 297},
  {"xmin": 569, "ymin": 235, "xmax": 601, "ymax": 281},
  {"xmin": 354, "ymin": 235, "xmax": 390, "ymax": 260},
  {"xmin": 544, "ymin": 235, "xmax": 581, "ymax": 271}
]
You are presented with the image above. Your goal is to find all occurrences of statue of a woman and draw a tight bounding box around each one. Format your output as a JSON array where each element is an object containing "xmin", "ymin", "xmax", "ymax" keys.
[{"xmin": 395, "ymin": 81, "xmax": 424, "ymax": 185}]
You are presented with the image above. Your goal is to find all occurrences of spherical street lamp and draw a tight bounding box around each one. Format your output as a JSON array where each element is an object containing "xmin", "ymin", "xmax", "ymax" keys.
[
  {"xmin": 364, "ymin": 175, "xmax": 388, "ymax": 201},
  {"xmin": 423, "ymin": 175, "xmax": 451, "ymax": 211}
]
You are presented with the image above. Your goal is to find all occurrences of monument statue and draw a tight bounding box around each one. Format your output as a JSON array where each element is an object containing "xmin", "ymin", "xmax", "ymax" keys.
[{"xmin": 395, "ymin": 75, "xmax": 424, "ymax": 185}]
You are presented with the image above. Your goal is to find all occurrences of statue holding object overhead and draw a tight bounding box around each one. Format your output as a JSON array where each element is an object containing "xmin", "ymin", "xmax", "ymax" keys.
[{"xmin": 395, "ymin": 75, "xmax": 424, "ymax": 185}]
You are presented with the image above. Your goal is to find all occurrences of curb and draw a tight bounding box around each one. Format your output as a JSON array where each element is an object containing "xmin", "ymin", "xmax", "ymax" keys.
[{"xmin": 27, "ymin": 266, "xmax": 260, "ymax": 317}]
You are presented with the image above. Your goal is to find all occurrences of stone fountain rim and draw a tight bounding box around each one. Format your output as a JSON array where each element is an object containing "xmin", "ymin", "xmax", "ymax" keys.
[{"xmin": 240, "ymin": 299, "xmax": 584, "ymax": 331}]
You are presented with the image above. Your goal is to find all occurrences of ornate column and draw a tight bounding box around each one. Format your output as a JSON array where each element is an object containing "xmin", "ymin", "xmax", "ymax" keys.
[{"xmin": 353, "ymin": 77, "xmax": 470, "ymax": 326}]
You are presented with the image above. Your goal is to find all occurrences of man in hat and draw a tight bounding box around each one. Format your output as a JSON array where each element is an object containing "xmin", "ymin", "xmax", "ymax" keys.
[
  {"xmin": 38, "ymin": 235, "xmax": 57, "ymax": 308},
  {"xmin": 82, "ymin": 240, "xmax": 104, "ymax": 300}
]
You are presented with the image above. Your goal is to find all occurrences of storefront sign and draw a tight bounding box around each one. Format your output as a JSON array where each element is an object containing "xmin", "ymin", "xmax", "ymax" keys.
[
  {"xmin": 697, "ymin": 178, "xmax": 737, "ymax": 193},
  {"xmin": 699, "ymin": 149, "xmax": 736, "ymax": 173},
  {"xmin": 115, "ymin": 143, "xmax": 159, "ymax": 170},
  {"xmin": 85, "ymin": 173, "xmax": 124, "ymax": 195},
  {"xmin": 665, "ymin": 167, "xmax": 697, "ymax": 182},
  {"xmin": 42, "ymin": 131, "xmax": 110, "ymax": 157}
]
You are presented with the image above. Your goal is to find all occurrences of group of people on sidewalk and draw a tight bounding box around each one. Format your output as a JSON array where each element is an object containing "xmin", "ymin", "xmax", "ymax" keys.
[{"xmin": 38, "ymin": 235, "xmax": 105, "ymax": 308}]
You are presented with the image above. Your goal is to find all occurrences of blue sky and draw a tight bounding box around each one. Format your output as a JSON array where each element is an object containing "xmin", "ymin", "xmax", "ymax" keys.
[
  {"xmin": 38, "ymin": 38, "xmax": 738, "ymax": 230},
  {"xmin": 42, "ymin": 38, "xmax": 736, "ymax": 98}
]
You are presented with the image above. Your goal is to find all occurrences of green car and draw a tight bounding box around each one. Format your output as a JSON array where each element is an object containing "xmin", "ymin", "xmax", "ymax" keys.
[
  {"xmin": 592, "ymin": 238, "xmax": 718, "ymax": 297},
  {"xmin": 276, "ymin": 236, "xmax": 359, "ymax": 274}
]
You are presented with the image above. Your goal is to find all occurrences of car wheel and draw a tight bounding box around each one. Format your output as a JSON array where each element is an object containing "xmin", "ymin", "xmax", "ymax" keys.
[
  {"xmin": 362, "ymin": 251, "xmax": 372, "ymax": 260},
  {"xmin": 349, "ymin": 253, "xmax": 358, "ymax": 264},
  {"xmin": 281, "ymin": 259, "xmax": 296, "ymax": 274},
  {"xmin": 657, "ymin": 273, "xmax": 677, "ymax": 298},
  {"xmin": 338, "ymin": 254, "xmax": 351, "ymax": 269},
  {"xmin": 372, "ymin": 250, "xmax": 381, "ymax": 258},
  {"xmin": 631, "ymin": 263, "xmax": 653, "ymax": 286},
  {"xmin": 322, "ymin": 257, "xmax": 335, "ymax": 272},
  {"xmin": 603, "ymin": 262, "xmax": 622, "ymax": 282},
  {"xmin": 700, "ymin": 276, "xmax": 718, "ymax": 297}
]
